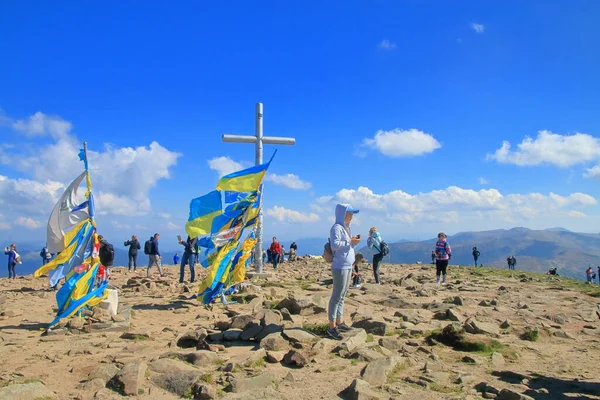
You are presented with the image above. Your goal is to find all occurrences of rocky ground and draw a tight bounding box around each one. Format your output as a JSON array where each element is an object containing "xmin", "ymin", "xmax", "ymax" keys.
[{"xmin": 1, "ymin": 258, "xmax": 600, "ymax": 400}]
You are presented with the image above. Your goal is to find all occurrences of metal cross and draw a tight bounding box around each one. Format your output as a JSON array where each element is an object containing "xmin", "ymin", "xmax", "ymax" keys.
[{"xmin": 222, "ymin": 102, "xmax": 296, "ymax": 274}]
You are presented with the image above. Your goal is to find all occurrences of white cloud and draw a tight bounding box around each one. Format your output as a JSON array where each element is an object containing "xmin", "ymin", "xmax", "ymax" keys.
[
  {"xmin": 565, "ymin": 210, "xmax": 586, "ymax": 218},
  {"xmin": 0, "ymin": 213, "xmax": 10, "ymax": 230},
  {"xmin": 111, "ymin": 220, "xmax": 132, "ymax": 230},
  {"xmin": 487, "ymin": 130, "xmax": 600, "ymax": 168},
  {"xmin": 0, "ymin": 110, "xmax": 181, "ymax": 219},
  {"xmin": 478, "ymin": 177, "xmax": 489, "ymax": 185},
  {"xmin": 378, "ymin": 40, "xmax": 397, "ymax": 50},
  {"xmin": 265, "ymin": 206, "xmax": 320, "ymax": 223},
  {"xmin": 363, "ymin": 128, "xmax": 441, "ymax": 157},
  {"xmin": 471, "ymin": 23, "xmax": 485, "ymax": 34},
  {"xmin": 584, "ymin": 165, "xmax": 600, "ymax": 179},
  {"xmin": 166, "ymin": 221, "xmax": 179, "ymax": 230},
  {"xmin": 157, "ymin": 212, "xmax": 171, "ymax": 219},
  {"xmin": 320, "ymin": 185, "xmax": 596, "ymax": 224},
  {"xmin": 265, "ymin": 173, "xmax": 311, "ymax": 190},
  {"xmin": 208, "ymin": 156, "xmax": 251, "ymax": 177},
  {"xmin": 15, "ymin": 217, "xmax": 43, "ymax": 229}
]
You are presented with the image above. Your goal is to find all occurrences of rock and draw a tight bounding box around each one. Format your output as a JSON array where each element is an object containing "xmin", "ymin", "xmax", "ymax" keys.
[
  {"xmin": 76, "ymin": 378, "xmax": 106, "ymax": 391},
  {"xmin": 120, "ymin": 330, "xmax": 151, "ymax": 340},
  {"xmin": 352, "ymin": 305, "xmax": 375, "ymax": 321},
  {"xmin": 456, "ymin": 374, "xmax": 477, "ymax": 385},
  {"xmin": 193, "ymin": 383, "xmax": 218, "ymax": 399},
  {"xmin": 380, "ymin": 298, "xmax": 420, "ymax": 309},
  {"xmin": 490, "ymin": 299, "xmax": 499, "ymax": 306},
  {"xmin": 88, "ymin": 364, "xmax": 120, "ymax": 383},
  {"xmin": 148, "ymin": 358, "xmax": 197, "ymax": 373},
  {"xmin": 215, "ymin": 320, "xmax": 231, "ymax": 331},
  {"xmin": 479, "ymin": 300, "xmax": 492, "ymax": 307},
  {"xmin": 0, "ymin": 382, "xmax": 58, "ymax": 400},
  {"xmin": 351, "ymin": 319, "xmax": 391, "ymax": 336},
  {"xmin": 491, "ymin": 352, "xmax": 505, "ymax": 368},
  {"xmin": 266, "ymin": 350, "xmax": 287, "ymax": 363},
  {"xmin": 462, "ymin": 355, "xmax": 483, "ymax": 364},
  {"xmin": 207, "ymin": 332, "xmax": 224, "ymax": 341},
  {"xmin": 248, "ymin": 297, "xmax": 264, "ymax": 314},
  {"xmin": 255, "ymin": 324, "xmax": 283, "ymax": 342},
  {"xmin": 553, "ymin": 330, "xmax": 575, "ymax": 339},
  {"xmin": 231, "ymin": 315, "xmax": 255, "ymax": 330},
  {"xmin": 151, "ymin": 371, "xmax": 203, "ymax": 397},
  {"xmin": 256, "ymin": 309, "xmax": 283, "ymax": 326},
  {"xmin": 112, "ymin": 362, "xmax": 147, "ymax": 396},
  {"xmin": 260, "ymin": 332, "xmax": 289, "ymax": 351},
  {"xmin": 240, "ymin": 322, "xmax": 263, "ymax": 341},
  {"xmin": 336, "ymin": 328, "xmax": 367, "ymax": 353},
  {"xmin": 226, "ymin": 372, "xmax": 276, "ymax": 393},
  {"xmin": 546, "ymin": 314, "xmax": 569, "ymax": 325},
  {"xmin": 361, "ymin": 356, "xmax": 402, "ymax": 387},
  {"xmin": 67, "ymin": 317, "xmax": 86, "ymax": 330},
  {"xmin": 496, "ymin": 389, "xmax": 535, "ymax": 400},
  {"xmin": 447, "ymin": 308, "xmax": 463, "ymax": 322},
  {"xmin": 401, "ymin": 278, "xmax": 419, "ymax": 289},
  {"xmin": 312, "ymin": 338, "xmax": 338, "ymax": 354},
  {"xmin": 186, "ymin": 350, "xmax": 222, "ymax": 366},
  {"xmin": 452, "ymin": 296, "xmax": 464, "ymax": 306},
  {"xmin": 500, "ymin": 320, "xmax": 511, "ymax": 329},
  {"xmin": 279, "ymin": 308, "xmax": 293, "ymax": 321},
  {"xmin": 464, "ymin": 318, "xmax": 500, "ymax": 336},
  {"xmin": 344, "ymin": 378, "xmax": 382, "ymax": 400},
  {"xmin": 283, "ymin": 372, "xmax": 296, "ymax": 383},
  {"xmin": 283, "ymin": 350, "xmax": 308, "ymax": 367},
  {"xmin": 277, "ymin": 295, "xmax": 326, "ymax": 315},
  {"xmin": 395, "ymin": 310, "xmax": 421, "ymax": 325},
  {"xmin": 378, "ymin": 337, "xmax": 403, "ymax": 351},
  {"xmin": 176, "ymin": 330, "xmax": 207, "ymax": 348},
  {"xmin": 350, "ymin": 347, "xmax": 385, "ymax": 362},
  {"xmin": 427, "ymin": 302, "xmax": 454, "ymax": 312},
  {"xmin": 517, "ymin": 302, "xmax": 529, "ymax": 310},
  {"xmin": 223, "ymin": 329, "xmax": 243, "ymax": 341},
  {"xmin": 282, "ymin": 328, "xmax": 318, "ymax": 344}
]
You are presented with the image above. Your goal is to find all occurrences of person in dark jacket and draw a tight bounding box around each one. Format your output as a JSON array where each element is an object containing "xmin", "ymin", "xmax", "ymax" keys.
[
  {"xmin": 98, "ymin": 235, "xmax": 114, "ymax": 281},
  {"xmin": 124, "ymin": 235, "xmax": 141, "ymax": 272},
  {"xmin": 472, "ymin": 247, "xmax": 480, "ymax": 267},
  {"xmin": 4, "ymin": 244, "xmax": 18, "ymax": 279},
  {"xmin": 147, "ymin": 233, "xmax": 164, "ymax": 278},
  {"xmin": 178, "ymin": 235, "xmax": 198, "ymax": 283}
]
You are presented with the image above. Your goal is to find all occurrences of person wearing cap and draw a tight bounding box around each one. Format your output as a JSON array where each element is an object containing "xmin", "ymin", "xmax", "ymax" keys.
[
  {"xmin": 327, "ymin": 204, "xmax": 361, "ymax": 340},
  {"xmin": 434, "ymin": 232, "xmax": 452, "ymax": 284},
  {"xmin": 367, "ymin": 227, "xmax": 384, "ymax": 284}
]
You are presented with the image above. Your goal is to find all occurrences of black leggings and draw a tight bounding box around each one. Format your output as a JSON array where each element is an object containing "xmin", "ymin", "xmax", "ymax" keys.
[
  {"xmin": 373, "ymin": 253, "xmax": 384, "ymax": 283},
  {"xmin": 129, "ymin": 253, "xmax": 137, "ymax": 269},
  {"xmin": 436, "ymin": 259, "xmax": 448, "ymax": 276}
]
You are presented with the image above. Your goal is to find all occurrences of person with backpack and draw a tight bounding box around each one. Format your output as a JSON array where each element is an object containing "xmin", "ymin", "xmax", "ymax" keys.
[
  {"xmin": 472, "ymin": 247, "xmax": 480, "ymax": 267},
  {"xmin": 40, "ymin": 244, "xmax": 52, "ymax": 265},
  {"xmin": 367, "ymin": 227, "xmax": 388, "ymax": 284},
  {"xmin": 586, "ymin": 267, "xmax": 595, "ymax": 284},
  {"xmin": 178, "ymin": 235, "xmax": 198, "ymax": 283},
  {"xmin": 97, "ymin": 235, "xmax": 114, "ymax": 281},
  {"xmin": 434, "ymin": 232, "xmax": 451, "ymax": 285},
  {"xmin": 327, "ymin": 204, "xmax": 360, "ymax": 340},
  {"xmin": 269, "ymin": 237, "xmax": 282, "ymax": 270},
  {"xmin": 124, "ymin": 235, "xmax": 141, "ymax": 272},
  {"xmin": 506, "ymin": 255, "xmax": 516, "ymax": 270},
  {"xmin": 145, "ymin": 233, "xmax": 164, "ymax": 278},
  {"xmin": 4, "ymin": 244, "xmax": 18, "ymax": 279}
]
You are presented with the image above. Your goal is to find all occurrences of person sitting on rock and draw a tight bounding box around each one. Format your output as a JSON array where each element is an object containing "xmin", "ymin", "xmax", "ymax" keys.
[{"xmin": 351, "ymin": 253, "xmax": 365, "ymax": 288}]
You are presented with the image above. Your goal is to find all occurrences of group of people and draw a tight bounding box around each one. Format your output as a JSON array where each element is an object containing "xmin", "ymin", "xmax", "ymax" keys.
[
  {"xmin": 586, "ymin": 266, "xmax": 600, "ymax": 284},
  {"xmin": 266, "ymin": 238, "xmax": 298, "ymax": 269}
]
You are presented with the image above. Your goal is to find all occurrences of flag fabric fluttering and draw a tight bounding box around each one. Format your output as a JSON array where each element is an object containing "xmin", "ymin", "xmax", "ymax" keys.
[
  {"xmin": 35, "ymin": 144, "xmax": 109, "ymax": 328},
  {"xmin": 185, "ymin": 154, "xmax": 274, "ymax": 304}
]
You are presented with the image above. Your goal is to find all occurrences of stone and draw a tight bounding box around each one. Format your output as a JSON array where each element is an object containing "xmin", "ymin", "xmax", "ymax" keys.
[
  {"xmin": 260, "ymin": 309, "xmax": 283, "ymax": 326},
  {"xmin": 479, "ymin": 300, "xmax": 492, "ymax": 307},
  {"xmin": 312, "ymin": 338, "xmax": 338, "ymax": 354},
  {"xmin": 248, "ymin": 297, "xmax": 265, "ymax": 314},
  {"xmin": 76, "ymin": 378, "xmax": 106, "ymax": 391},
  {"xmin": 223, "ymin": 329, "xmax": 243, "ymax": 341},
  {"xmin": 88, "ymin": 364, "xmax": 120, "ymax": 383},
  {"xmin": 266, "ymin": 350, "xmax": 287, "ymax": 363},
  {"xmin": 491, "ymin": 352, "xmax": 505, "ymax": 368},
  {"xmin": 401, "ymin": 278, "xmax": 419, "ymax": 288},
  {"xmin": 240, "ymin": 322, "xmax": 263, "ymax": 341},
  {"xmin": 226, "ymin": 372, "xmax": 276, "ymax": 393},
  {"xmin": 193, "ymin": 383, "xmax": 218, "ymax": 399},
  {"xmin": 0, "ymin": 382, "xmax": 58, "ymax": 400},
  {"xmin": 464, "ymin": 318, "xmax": 500, "ymax": 336},
  {"xmin": 230, "ymin": 315, "xmax": 255, "ymax": 330},
  {"xmin": 553, "ymin": 330, "xmax": 575, "ymax": 339},
  {"xmin": 351, "ymin": 319, "xmax": 391, "ymax": 336},
  {"xmin": 176, "ymin": 329, "xmax": 207, "ymax": 348},
  {"xmin": 113, "ymin": 362, "xmax": 147, "ymax": 396},
  {"xmin": 447, "ymin": 308, "xmax": 463, "ymax": 322},
  {"xmin": 350, "ymin": 347, "xmax": 385, "ymax": 362},
  {"xmin": 67, "ymin": 317, "xmax": 86, "ymax": 330},
  {"xmin": 120, "ymin": 330, "xmax": 151, "ymax": 340},
  {"xmin": 277, "ymin": 295, "xmax": 327, "ymax": 315},
  {"xmin": 496, "ymin": 389, "xmax": 535, "ymax": 400},
  {"xmin": 279, "ymin": 308, "xmax": 293, "ymax": 321},
  {"xmin": 361, "ymin": 356, "xmax": 402, "ymax": 387},
  {"xmin": 344, "ymin": 378, "xmax": 382, "ymax": 400},
  {"xmin": 255, "ymin": 324, "xmax": 283, "ymax": 342},
  {"xmin": 352, "ymin": 305, "xmax": 375, "ymax": 321},
  {"xmin": 547, "ymin": 314, "xmax": 570, "ymax": 325},
  {"xmin": 336, "ymin": 328, "xmax": 367, "ymax": 353},
  {"xmin": 500, "ymin": 320, "xmax": 511, "ymax": 329},
  {"xmin": 378, "ymin": 337, "xmax": 403, "ymax": 351},
  {"xmin": 283, "ymin": 350, "xmax": 308, "ymax": 367},
  {"xmin": 260, "ymin": 332, "xmax": 289, "ymax": 351},
  {"xmin": 148, "ymin": 358, "xmax": 197, "ymax": 373},
  {"xmin": 282, "ymin": 328, "xmax": 318, "ymax": 344},
  {"xmin": 453, "ymin": 296, "xmax": 464, "ymax": 306},
  {"xmin": 151, "ymin": 371, "xmax": 204, "ymax": 397},
  {"xmin": 380, "ymin": 298, "xmax": 420, "ymax": 309},
  {"xmin": 186, "ymin": 350, "xmax": 222, "ymax": 366},
  {"xmin": 283, "ymin": 372, "xmax": 296, "ymax": 383}
]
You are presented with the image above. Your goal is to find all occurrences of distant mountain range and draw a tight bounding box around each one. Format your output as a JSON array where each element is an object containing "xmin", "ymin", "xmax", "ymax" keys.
[{"xmin": 3, "ymin": 227, "xmax": 598, "ymax": 281}]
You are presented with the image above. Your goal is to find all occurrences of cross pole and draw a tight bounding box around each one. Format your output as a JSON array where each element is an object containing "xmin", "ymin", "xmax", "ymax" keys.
[{"xmin": 222, "ymin": 102, "xmax": 296, "ymax": 274}]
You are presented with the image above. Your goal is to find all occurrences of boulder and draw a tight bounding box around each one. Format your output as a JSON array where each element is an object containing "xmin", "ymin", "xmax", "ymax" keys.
[
  {"xmin": 361, "ymin": 356, "xmax": 402, "ymax": 387},
  {"xmin": 148, "ymin": 358, "xmax": 197, "ymax": 374},
  {"xmin": 240, "ymin": 322, "xmax": 263, "ymax": 341},
  {"xmin": 223, "ymin": 329, "xmax": 243, "ymax": 341},
  {"xmin": 151, "ymin": 371, "xmax": 204, "ymax": 397},
  {"xmin": 226, "ymin": 372, "xmax": 276, "ymax": 393},
  {"xmin": 256, "ymin": 309, "xmax": 283, "ymax": 326},
  {"xmin": 260, "ymin": 332, "xmax": 289, "ymax": 351},
  {"xmin": 491, "ymin": 352, "xmax": 505, "ymax": 368},
  {"xmin": 88, "ymin": 364, "xmax": 120, "ymax": 383},
  {"xmin": 112, "ymin": 362, "xmax": 147, "ymax": 396},
  {"xmin": 378, "ymin": 337, "xmax": 403, "ymax": 351},
  {"xmin": 255, "ymin": 323, "xmax": 283, "ymax": 342},
  {"xmin": 231, "ymin": 315, "xmax": 255, "ymax": 330},
  {"xmin": 283, "ymin": 350, "xmax": 308, "ymax": 367},
  {"xmin": 344, "ymin": 378, "xmax": 383, "ymax": 400},
  {"xmin": 351, "ymin": 319, "xmax": 391, "ymax": 336},
  {"xmin": 496, "ymin": 389, "xmax": 535, "ymax": 400},
  {"xmin": 0, "ymin": 382, "xmax": 58, "ymax": 400},
  {"xmin": 336, "ymin": 328, "xmax": 367, "ymax": 353},
  {"xmin": 464, "ymin": 318, "xmax": 500, "ymax": 337},
  {"xmin": 282, "ymin": 328, "xmax": 318, "ymax": 344},
  {"xmin": 266, "ymin": 350, "xmax": 287, "ymax": 363},
  {"xmin": 277, "ymin": 295, "xmax": 327, "ymax": 315}
]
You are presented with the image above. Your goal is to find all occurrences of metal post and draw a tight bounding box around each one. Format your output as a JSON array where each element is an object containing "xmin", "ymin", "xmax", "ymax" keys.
[
  {"xmin": 221, "ymin": 102, "xmax": 296, "ymax": 276},
  {"xmin": 255, "ymin": 103, "xmax": 264, "ymax": 274}
]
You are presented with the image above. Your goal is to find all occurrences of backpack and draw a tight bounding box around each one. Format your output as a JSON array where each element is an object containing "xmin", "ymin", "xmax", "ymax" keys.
[
  {"xmin": 144, "ymin": 239, "xmax": 152, "ymax": 255},
  {"xmin": 375, "ymin": 240, "xmax": 390, "ymax": 257},
  {"xmin": 323, "ymin": 239, "xmax": 334, "ymax": 263},
  {"xmin": 99, "ymin": 242, "xmax": 114, "ymax": 264}
]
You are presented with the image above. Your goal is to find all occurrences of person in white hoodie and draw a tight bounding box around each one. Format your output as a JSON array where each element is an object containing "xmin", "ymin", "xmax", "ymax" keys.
[{"xmin": 327, "ymin": 203, "xmax": 361, "ymax": 340}]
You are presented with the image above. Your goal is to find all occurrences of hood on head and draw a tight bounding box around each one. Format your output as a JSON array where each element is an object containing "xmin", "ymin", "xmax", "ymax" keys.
[{"xmin": 334, "ymin": 203, "xmax": 359, "ymax": 225}]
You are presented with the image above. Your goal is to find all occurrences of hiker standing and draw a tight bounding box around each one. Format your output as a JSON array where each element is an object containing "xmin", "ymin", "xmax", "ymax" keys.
[
  {"xmin": 597, "ymin": 266, "xmax": 600, "ymax": 285},
  {"xmin": 178, "ymin": 235, "xmax": 197, "ymax": 283},
  {"xmin": 434, "ymin": 232, "xmax": 451, "ymax": 285},
  {"xmin": 586, "ymin": 267, "xmax": 594, "ymax": 284},
  {"xmin": 472, "ymin": 247, "xmax": 480, "ymax": 267},
  {"xmin": 506, "ymin": 255, "xmax": 516, "ymax": 270},
  {"xmin": 124, "ymin": 235, "xmax": 141, "ymax": 272},
  {"xmin": 146, "ymin": 233, "xmax": 164, "ymax": 278},
  {"xmin": 173, "ymin": 253, "xmax": 180, "ymax": 265},
  {"xmin": 327, "ymin": 203, "xmax": 360, "ymax": 340},
  {"xmin": 269, "ymin": 237, "xmax": 282, "ymax": 270},
  {"xmin": 431, "ymin": 251, "xmax": 436, "ymax": 264},
  {"xmin": 97, "ymin": 235, "xmax": 115, "ymax": 281},
  {"xmin": 4, "ymin": 244, "xmax": 18, "ymax": 279},
  {"xmin": 40, "ymin": 244, "xmax": 52, "ymax": 265},
  {"xmin": 367, "ymin": 227, "xmax": 385, "ymax": 284}
]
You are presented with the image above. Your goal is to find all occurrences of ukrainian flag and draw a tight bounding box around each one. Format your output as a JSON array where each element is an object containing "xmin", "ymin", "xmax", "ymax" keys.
[
  {"xmin": 216, "ymin": 155, "xmax": 274, "ymax": 192},
  {"xmin": 185, "ymin": 190, "xmax": 223, "ymax": 237}
]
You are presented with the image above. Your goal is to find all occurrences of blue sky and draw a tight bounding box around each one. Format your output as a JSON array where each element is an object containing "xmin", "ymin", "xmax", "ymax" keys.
[{"xmin": 1, "ymin": 1, "xmax": 600, "ymax": 250}]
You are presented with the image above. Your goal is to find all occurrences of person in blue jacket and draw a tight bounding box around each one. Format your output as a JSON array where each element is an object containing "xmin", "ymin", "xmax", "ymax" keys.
[{"xmin": 4, "ymin": 244, "xmax": 18, "ymax": 279}]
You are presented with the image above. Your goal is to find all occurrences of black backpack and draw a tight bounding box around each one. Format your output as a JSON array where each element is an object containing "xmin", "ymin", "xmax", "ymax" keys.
[
  {"xmin": 99, "ymin": 242, "xmax": 115, "ymax": 264},
  {"xmin": 375, "ymin": 240, "xmax": 390, "ymax": 257},
  {"xmin": 144, "ymin": 239, "xmax": 152, "ymax": 255}
]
